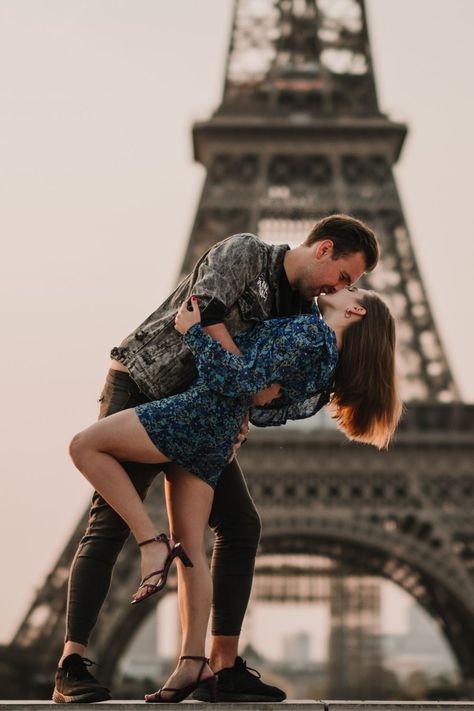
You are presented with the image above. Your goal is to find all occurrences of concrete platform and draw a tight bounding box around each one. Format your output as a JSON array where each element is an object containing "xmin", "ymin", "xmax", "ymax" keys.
[
  {"xmin": 1, "ymin": 702, "xmax": 474, "ymax": 710},
  {"xmin": 0, "ymin": 705, "xmax": 320, "ymax": 710}
]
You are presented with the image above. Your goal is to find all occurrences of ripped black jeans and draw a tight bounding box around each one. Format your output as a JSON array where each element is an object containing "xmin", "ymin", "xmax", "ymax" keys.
[{"xmin": 65, "ymin": 368, "xmax": 261, "ymax": 644}]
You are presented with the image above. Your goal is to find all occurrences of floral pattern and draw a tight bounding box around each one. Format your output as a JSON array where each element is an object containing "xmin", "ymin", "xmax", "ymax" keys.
[{"xmin": 135, "ymin": 314, "xmax": 338, "ymax": 488}]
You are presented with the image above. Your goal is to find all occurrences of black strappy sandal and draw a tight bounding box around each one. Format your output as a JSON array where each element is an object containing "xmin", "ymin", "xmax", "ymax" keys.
[
  {"xmin": 144, "ymin": 655, "xmax": 217, "ymax": 703},
  {"xmin": 131, "ymin": 533, "xmax": 193, "ymax": 605}
]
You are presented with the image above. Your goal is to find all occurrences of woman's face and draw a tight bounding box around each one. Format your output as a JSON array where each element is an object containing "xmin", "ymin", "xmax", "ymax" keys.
[{"xmin": 317, "ymin": 286, "xmax": 368, "ymax": 315}]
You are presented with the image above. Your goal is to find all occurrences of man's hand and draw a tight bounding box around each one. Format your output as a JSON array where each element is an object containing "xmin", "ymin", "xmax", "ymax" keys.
[
  {"xmin": 251, "ymin": 382, "xmax": 282, "ymax": 406},
  {"xmin": 228, "ymin": 413, "xmax": 250, "ymax": 464},
  {"xmin": 174, "ymin": 296, "xmax": 201, "ymax": 334}
]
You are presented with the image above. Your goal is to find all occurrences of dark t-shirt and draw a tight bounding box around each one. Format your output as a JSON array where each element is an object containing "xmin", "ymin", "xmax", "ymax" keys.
[{"xmin": 275, "ymin": 264, "xmax": 310, "ymax": 317}]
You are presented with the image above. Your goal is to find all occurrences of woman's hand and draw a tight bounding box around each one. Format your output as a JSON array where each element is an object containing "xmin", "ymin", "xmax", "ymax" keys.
[
  {"xmin": 174, "ymin": 296, "xmax": 201, "ymax": 335},
  {"xmin": 227, "ymin": 413, "xmax": 250, "ymax": 464}
]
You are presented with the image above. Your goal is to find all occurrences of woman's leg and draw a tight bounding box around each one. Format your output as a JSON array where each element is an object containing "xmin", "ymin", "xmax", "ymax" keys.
[
  {"xmin": 146, "ymin": 465, "xmax": 214, "ymax": 700},
  {"xmin": 69, "ymin": 409, "xmax": 173, "ymax": 600}
]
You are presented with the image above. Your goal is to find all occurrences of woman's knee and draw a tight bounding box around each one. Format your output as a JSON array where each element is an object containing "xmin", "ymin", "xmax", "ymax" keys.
[
  {"xmin": 69, "ymin": 430, "xmax": 95, "ymax": 470},
  {"xmin": 169, "ymin": 524, "xmax": 207, "ymax": 559}
]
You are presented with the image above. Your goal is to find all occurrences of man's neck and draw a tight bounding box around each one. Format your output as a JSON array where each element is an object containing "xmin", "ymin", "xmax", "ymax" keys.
[{"xmin": 282, "ymin": 246, "xmax": 301, "ymax": 288}]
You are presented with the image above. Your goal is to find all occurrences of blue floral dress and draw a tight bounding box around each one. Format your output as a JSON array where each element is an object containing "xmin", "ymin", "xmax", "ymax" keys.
[{"xmin": 135, "ymin": 314, "xmax": 338, "ymax": 488}]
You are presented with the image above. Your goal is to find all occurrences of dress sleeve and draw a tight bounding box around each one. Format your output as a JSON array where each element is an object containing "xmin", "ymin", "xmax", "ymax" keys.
[
  {"xmin": 183, "ymin": 315, "xmax": 335, "ymax": 400},
  {"xmin": 249, "ymin": 391, "xmax": 331, "ymax": 427},
  {"xmin": 183, "ymin": 323, "xmax": 290, "ymax": 396}
]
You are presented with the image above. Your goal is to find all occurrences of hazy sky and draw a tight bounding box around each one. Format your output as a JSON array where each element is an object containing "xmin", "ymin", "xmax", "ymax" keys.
[{"xmin": 1, "ymin": 0, "xmax": 473, "ymax": 654}]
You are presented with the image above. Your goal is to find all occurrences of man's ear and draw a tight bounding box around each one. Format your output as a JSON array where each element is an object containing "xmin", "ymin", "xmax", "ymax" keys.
[{"xmin": 314, "ymin": 239, "xmax": 334, "ymax": 260}]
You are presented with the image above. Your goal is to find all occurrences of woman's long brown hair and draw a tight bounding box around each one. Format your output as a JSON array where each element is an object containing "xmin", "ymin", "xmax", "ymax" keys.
[{"xmin": 329, "ymin": 291, "xmax": 403, "ymax": 449}]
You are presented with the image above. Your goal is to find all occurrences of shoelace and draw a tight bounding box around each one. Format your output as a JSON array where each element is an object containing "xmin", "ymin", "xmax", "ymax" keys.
[
  {"xmin": 240, "ymin": 660, "xmax": 261, "ymax": 679},
  {"xmin": 66, "ymin": 657, "xmax": 99, "ymax": 680}
]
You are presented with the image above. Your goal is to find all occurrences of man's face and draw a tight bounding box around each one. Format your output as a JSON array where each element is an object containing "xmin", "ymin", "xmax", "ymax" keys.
[{"xmin": 295, "ymin": 243, "xmax": 367, "ymax": 300}]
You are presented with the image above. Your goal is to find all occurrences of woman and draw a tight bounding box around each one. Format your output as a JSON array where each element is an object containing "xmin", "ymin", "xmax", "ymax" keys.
[{"xmin": 69, "ymin": 286, "xmax": 402, "ymax": 703}]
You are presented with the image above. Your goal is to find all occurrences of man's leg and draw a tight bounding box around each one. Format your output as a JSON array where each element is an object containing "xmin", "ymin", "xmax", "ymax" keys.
[
  {"xmin": 54, "ymin": 370, "xmax": 162, "ymax": 703},
  {"xmin": 64, "ymin": 462, "xmax": 160, "ymax": 647},
  {"xmin": 194, "ymin": 458, "xmax": 286, "ymax": 702},
  {"xmin": 208, "ymin": 458, "xmax": 261, "ymax": 664}
]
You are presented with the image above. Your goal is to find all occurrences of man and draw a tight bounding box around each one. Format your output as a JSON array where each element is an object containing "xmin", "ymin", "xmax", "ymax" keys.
[{"xmin": 53, "ymin": 214, "xmax": 379, "ymax": 703}]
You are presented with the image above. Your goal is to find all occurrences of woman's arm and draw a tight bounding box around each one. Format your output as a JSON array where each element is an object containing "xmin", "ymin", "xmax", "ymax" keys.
[
  {"xmin": 203, "ymin": 323, "xmax": 242, "ymax": 356},
  {"xmin": 175, "ymin": 299, "xmax": 331, "ymax": 400},
  {"xmin": 183, "ymin": 323, "xmax": 286, "ymax": 396},
  {"xmin": 175, "ymin": 298, "xmax": 285, "ymax": 398}
]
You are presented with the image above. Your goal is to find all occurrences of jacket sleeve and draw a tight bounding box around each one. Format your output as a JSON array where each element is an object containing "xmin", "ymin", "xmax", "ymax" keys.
[
  {"xmin": 183, "ymin": 323, "xmax": 291, "ymax": 396},
  {"xmin": 191, "ymin": 234, "xmax": 266, "ymax": 315}
]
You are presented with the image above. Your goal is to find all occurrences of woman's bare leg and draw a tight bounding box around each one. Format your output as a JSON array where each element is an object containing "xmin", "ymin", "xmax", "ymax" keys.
[
  {"xmin": 69, "ymin": 409, "xmax": 173, "ymax": 601},
  {"xmin": 145, "ymin": 465, "xmax": 214, "ymax": 701}
]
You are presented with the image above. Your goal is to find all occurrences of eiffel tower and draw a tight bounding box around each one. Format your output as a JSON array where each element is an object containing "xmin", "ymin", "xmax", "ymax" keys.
[{"xmin": 9, "ymin": 0, "xmax": 474, "ymax": 696}]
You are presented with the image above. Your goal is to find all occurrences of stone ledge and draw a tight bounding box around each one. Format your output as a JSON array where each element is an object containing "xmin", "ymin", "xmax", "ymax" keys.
[
  {"xmin": 327, "ymin": 705, "xmax": 474, "ymax": 711},
  {"xmin": 0, "ymin": 703, "xmax": 320, "ymax": 710},
  {"xmin": 1, "ymin": 703, "xmax": 474, "ymax": 710},
  {"xmin": 0, "ymin": 704, "xmax": 321, "ymax": 710}
]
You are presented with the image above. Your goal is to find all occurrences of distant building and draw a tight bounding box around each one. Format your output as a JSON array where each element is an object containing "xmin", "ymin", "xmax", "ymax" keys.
[
  {"xmin": 382, "ymin": 602, "xmax": 458, "ymax": 680},
  {"xmin": 282, "ymin": 631, "xmax": 311, "ymax": 668},
  {"xmin": 327, "ymin": 577, "xmax": 383, "ymax": 697},
  {"xmin": 118, "ymin": 609, "xmax": 160, "ymax": 680}
]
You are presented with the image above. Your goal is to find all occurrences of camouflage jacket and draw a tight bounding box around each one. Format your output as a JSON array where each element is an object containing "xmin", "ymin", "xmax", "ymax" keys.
[{"xmin": 112, "ymin": 233, "xmax": 312, "ymax": 402}]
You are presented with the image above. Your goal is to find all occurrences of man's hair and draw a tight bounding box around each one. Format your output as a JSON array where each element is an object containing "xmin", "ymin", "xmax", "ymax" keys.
[{"xmin": 304, "ymin": 214, "xmax": 379, "ymax": 272}]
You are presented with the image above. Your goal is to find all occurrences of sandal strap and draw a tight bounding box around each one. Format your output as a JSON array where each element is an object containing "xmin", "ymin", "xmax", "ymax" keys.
[
  {"xmin": 147, "ymin": 687, "xmax": 177, "ymax": 701},
  {"xmin": 179, "ymin": 655, "xmax": 209, "ymax": 682},
  {"xmin": 140, "ymin": 568, "xmax": 165, "ymax": 586},
  {"xmin": 138, "ymin": 533, "xmax": 171, "ymax": 551},
  {"xmin": 136, "ymin": 582, "xmax": 160, "ymax": 594}
]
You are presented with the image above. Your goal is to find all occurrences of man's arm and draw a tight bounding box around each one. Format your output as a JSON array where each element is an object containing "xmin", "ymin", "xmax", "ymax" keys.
[
  {"xmin": 190, "ymin": 234, "xmax": 278, "ymax": 399},
  {"xmin": 191, "ymin": 233, "xmax": 264, "ymax": 319}
]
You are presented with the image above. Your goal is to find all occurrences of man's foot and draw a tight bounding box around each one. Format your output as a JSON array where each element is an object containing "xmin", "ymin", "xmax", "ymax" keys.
[
  {"xmin": 191, "ymin": 656, "xmax": 286, "ymax": 702},
  {"xmin": 52, "ymin": 654, "xmax": 111, "ymax": 703}
]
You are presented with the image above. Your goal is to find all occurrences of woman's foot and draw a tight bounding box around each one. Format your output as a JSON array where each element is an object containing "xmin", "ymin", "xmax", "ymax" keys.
[
  {"xmin": 145, "ymin": 657, "xmax": 214, "ymax": 702},
  {"xmin": 131, "ymin": 536, "xmax": 173, "ymax": 603}
]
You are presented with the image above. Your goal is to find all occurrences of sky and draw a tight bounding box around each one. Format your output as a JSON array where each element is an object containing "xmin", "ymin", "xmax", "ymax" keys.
[{"xmin": 0, "ymin": 0, "xmax": 473, "ymax": 657}]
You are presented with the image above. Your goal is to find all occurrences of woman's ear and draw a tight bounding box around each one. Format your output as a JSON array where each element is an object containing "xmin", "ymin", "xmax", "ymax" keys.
[{"xmin": 349, "ymin": 305, "xmax": 367, "ymax": 317}]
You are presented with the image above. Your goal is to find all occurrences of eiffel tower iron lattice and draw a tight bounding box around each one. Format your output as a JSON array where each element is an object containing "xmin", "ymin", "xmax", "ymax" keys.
[{"xmin": 9, "ymin": 0, "xmax": 474, "ymax": 696}]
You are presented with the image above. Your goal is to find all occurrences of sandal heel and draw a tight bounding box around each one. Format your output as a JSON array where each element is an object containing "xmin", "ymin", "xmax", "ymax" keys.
[
  {"xmin": 132, "ymin": 533, "xmax": 190, "ymax": 605},
  {"xmin": 175, "ymin": 543, "xmax": 193, "ymax": 568}
]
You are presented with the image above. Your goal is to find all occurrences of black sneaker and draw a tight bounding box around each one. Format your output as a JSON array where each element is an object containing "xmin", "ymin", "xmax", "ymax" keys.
[
  {"xmin": 192, "ymin": 656, "xmax": 286, "ymax": 702},
  {"xmin": 52, "ymin": 654, "xmax": 111, "ymax": 703}
]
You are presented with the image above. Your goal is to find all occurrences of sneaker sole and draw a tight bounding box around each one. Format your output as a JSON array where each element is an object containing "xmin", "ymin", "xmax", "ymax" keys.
[
  {"xmin": 192, "ymin": 689, "xmax": 286, "ymax": 703},
  {"xmin": 52, "ymin": 689, "xmax": 112, "ymax": 704}
]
